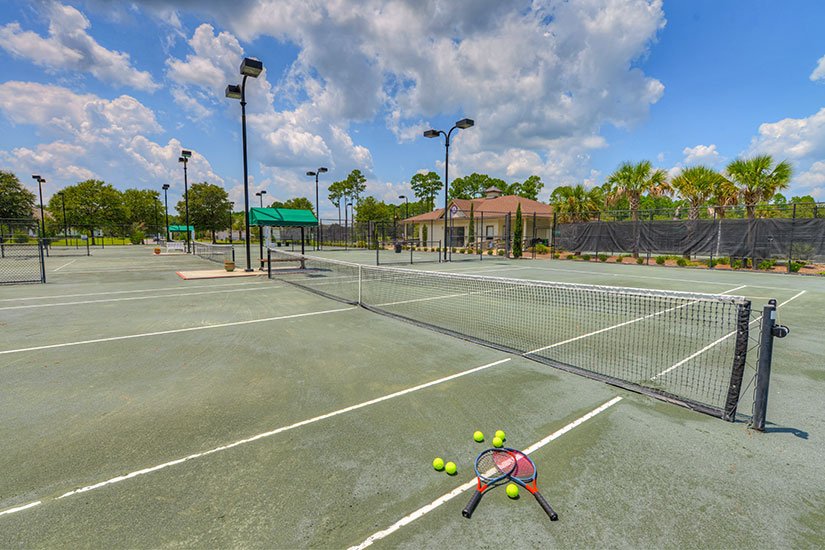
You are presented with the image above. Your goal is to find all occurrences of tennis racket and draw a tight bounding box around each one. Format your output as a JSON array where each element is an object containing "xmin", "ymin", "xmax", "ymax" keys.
[
  {"xmin": 505, "ymin": 448, "xmax": 558, "ymax": 520},
  {"xmin": 462, "ymin": 448, "xmax": 517, "ymax": 519}
]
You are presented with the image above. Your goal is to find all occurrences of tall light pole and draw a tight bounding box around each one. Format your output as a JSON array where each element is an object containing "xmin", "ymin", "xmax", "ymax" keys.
[
  {"xmin": 162, "ymin": 184, "xmax": 170, "ymax": 242},
  {"xmin": 57, "ymin": 191, "xmax": 68, "ymax": 241},
  {"xmin": 178, "ymin": 149, "xmax": 192, "ymax": 252},
  {"xmin": 32, "ymin": 175, "xmax": 46, "ymax": 239},
  {"xmin": 398, "ymin": 194, "xmax": 408, "ymax": 240},
  {"xmin": 424, "ymin": 118, "xmax": 474, "ymax": 261},
  {"xmin": 345, "ymin": 201, "xmax": 352, "ymax": 247},
  {"xmin": 255, "ymin": 190, "xmax": 266, "ymax": 265},
  {"xmin": 306, "ymin": 167, "xmax": 328, "ymax": 250},
  {"xmin": 226, "ymin": 57, "xmax": 264, "ymax": 272},
  {"xmin": 228, "ymin": 201, "xmax": 234, "ymax": 244}
]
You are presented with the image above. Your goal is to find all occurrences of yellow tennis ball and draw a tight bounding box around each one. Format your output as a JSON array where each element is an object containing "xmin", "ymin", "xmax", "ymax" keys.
[
  {"xmin": 473, "ymin": 431, "xmax": 484, "ymax": 442},
  {"xmin": 432, "ymin": 457, "xmax": 445, "ymax": 471},
  {"xmin": 444, "ymin": 461, "xmax": 457, "ymax": 475},
  {"xmin": 492, "ymin": 436, "xmax": 503, "ymax": 448},
  {"xmin": 506, "ymin": 483, "xmax": 519, "ymax": 499},
  {"xmin": 495, "ymin": 430, "xmax": 506, "ymax": 441}
]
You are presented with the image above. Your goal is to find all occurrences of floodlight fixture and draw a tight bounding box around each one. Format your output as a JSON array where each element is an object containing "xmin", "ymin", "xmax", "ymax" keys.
[
  {"xmin": 240, "ymin": 57, "xmax": 263, "ymax": 78},
  {"xmin": 423, "ymin": 130, "xmax": 439, "ymax": 138},
  {"xmin": 455, "ymin": 118, "xmax": 474, "ymax": 129},
  {"xmin": 181, "ymin": 150, "xmax": 192, "ymax": 159},
  {"xmin": 225, "ymin": 85, "xmax": 242, "ymax": 99}
]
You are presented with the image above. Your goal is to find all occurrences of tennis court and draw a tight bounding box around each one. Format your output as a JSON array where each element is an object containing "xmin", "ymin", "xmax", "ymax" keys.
[{"xmin": 1, "ymin": 246, "xmax": 823, "ymax": 548}]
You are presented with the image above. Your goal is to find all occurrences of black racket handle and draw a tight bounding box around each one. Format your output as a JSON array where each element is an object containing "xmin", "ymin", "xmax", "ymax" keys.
[
  {"xmin": 462, "ymin": 490, "xmax": 483, "ymax": 519},
  {"xmin": 533, "ymin": 491, "xmax": 559, "ymax": 521}
]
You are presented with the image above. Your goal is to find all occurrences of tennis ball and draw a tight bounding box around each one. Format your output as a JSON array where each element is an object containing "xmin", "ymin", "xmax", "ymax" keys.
[
  {"xmin": 432, "ymin": 457, "xmax": 445, "ymax": 471},
  {"xmin": 444, "ymin": 461, "xmax": 457, "ymax": 475},
  {"xmin": 495, "ymin": 430, "xmax": 506, "ymax": 441},
  {"xmin": 492, "ymin": 436, "xmax": 503, "ymax": 448},
  {"xmin": 506, "ymin": 483, "xmax": 519, "ymax": 499},
  {"xmin": 473, "ymin": 431, "xmax": 484, "ymax": 442}
]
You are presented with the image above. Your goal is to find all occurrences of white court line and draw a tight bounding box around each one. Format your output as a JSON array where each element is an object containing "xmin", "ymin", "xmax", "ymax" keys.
[
  {"xmin": 525, "ymin": 285, "xmax": 746, "ymax": 356},
  {"xmin": 0, "ymin": 286, "xmax": 282, "ymax": 311},
  {"xmin": 0, "ymin": 501, "xmax": 42, "ymax": 517},
  {"xmin": 52, "ymin": 259, "xmax": 77, "ymax": 272},
  {"xmin": 0, "ymin": 307, "xmax": 353, "ymax": 356},
  {"xmin": 349, "ymin": 396, "xmax": 623, "ymax": 550},
  {"xmin": 0, "ymin": 280, "xmax": 271, "ymax": 302},
  {"xmin": 0, "ymin": 358, "xmax": 511, "ymax": 517},
  {"xmin": 652, "ymin": 290, "xmax": 806, "ymax": 380},
  {"xmin": 53, "ymin": 267, "xmax": 197, "ymax": 275}
]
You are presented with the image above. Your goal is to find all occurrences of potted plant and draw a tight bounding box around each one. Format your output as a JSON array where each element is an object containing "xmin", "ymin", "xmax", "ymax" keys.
[
  {"xmin": 153, "ymin": 247, "xmax": 161, "ymax": 255},
  {"xmin": 224, "ymin": 260, "xmax": 235, "ymax": 272}
]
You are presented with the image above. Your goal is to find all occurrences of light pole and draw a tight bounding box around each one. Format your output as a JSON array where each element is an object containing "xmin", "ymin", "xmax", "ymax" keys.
[
  {"xmin": 424, "ymin": 118, "xmax": 474, "ymax": 260},
  {"xmin": 161, "ymin": 184, "xmax": 170, "ymax": 242},
  {"xmin": 178, "ymin": 149, "xmax": 192, "ymax": 252},
  {"xmin": 255, "ymin": 190, "xmax": 266, "ymax": 265},
  {"xmin": 398, "ymin": 194, "xmax": 408, "ymax": 240},
  {"xmin": 153, "ymin": 196, "xmax": 159, "ymax": 243},
  {"xmin": 58, "ymin": 191, "xmax": 68, "ymax": 241},
  {"xmin": 306, "ymin": 167, "xmax": 328, "ymax": 250},
  {"xmin": 226, "ymin": 57, "xmax": 264, "ymax": 272},
  {"xmin": 345, "ymin": 201, "xmax": 353, "ymax": 248},
  {"xmin": 32, "ymin": 175, "xmax": 46, "ymax": 239},
  {"xmin": 228, "ymin": 201, "xmax": 234, "ymax": 244}
]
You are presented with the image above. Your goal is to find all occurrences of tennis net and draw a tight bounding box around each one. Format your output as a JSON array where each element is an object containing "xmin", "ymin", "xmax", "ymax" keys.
[
  {"xmin": 267, "ymin": 248, "xmax": 753, "ymax": 420},
  {"xmin": 194, "ymin": 241, "xmax": 234, "ymax": 264}
]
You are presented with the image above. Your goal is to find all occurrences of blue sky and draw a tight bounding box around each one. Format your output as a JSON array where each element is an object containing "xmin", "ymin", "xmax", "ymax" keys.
[{"xmin": 1, "ymin": 0, "xmax": 824, "ymax": 219}]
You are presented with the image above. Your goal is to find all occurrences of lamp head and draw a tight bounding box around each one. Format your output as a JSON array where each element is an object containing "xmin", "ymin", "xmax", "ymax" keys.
[
  {"xmin": 455, "ymin": 118, "xmax": 474, "ymax": 129},
  {"xmin": 240, "ymin": 57, "xmax": 263, "ymax": 78},
  {"xmin": 225, "ymin": 84, "xmax": 242, "ymax": 99},
  {"xmin": 261, "ymin": 190, "xmax": 266, "ymax": 195},
  {"xmin": 318, "ymin": 167, "xmax": 328, "ymax": 173},
  {"xmin": 398, "ymin": 195, "xmax": 405, "ymax": 199},
  {"xmin": 306, "ymin": 171, "xmax": 316, "ymax": 177},
  {"xmin": 162, "ymin": 184, "xmax": 170, "ymax": 190},
  {"xmin": 181, "ymin": 150, "xmax": 192, "ymax": 159},
  {"xmin": 423, "ymin": 129, "xmax": 439, "ymax": 139},
  {"xmin": 178, "ymin": 157, "xmax": 185, "ymax": 163}
]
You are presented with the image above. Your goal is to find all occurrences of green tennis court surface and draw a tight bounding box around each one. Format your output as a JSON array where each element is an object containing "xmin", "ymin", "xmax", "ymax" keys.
[{"xmin": 1, "ymin": 246, "xmax": 823, "ymax": 548}]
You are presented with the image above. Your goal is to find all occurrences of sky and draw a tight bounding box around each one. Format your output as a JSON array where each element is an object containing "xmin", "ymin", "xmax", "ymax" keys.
[{"xmin": 1, "ymin": 0, "xmax": 824, "ymax": 220}]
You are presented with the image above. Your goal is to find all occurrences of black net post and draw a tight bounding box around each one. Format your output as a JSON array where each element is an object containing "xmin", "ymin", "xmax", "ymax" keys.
[
  {"xmin": 505, "ymin": 212, "xmax": 511, "ymax": 258},
  {"xmin": 550, "ymin": 211, "xmax": 557, "ymax": 257},
  {"xmin": 267, "ymin": 248, "xmax": 272, "ymax": 279},
  {"xmin": 301, "ymin": 227, "xmax": 305, "ymax": 255},
  {"xmin": 752, "ymin": 300, "xmax": 790, "ymax": 431},
  {"xmin": 39, "ymin": 239, "xmax": 46, "ymax": 283},
  {"xmin": 723, "ymin": 300, "xmax": 752, "ymax": 421},
  {"xmin": 532, "ymin": 212, "xmax": 537, "ymax": 259}
]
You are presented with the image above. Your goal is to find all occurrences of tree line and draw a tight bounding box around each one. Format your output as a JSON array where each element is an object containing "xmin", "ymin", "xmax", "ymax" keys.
[{"xmin": 551, "ymin": 155, "xmax": 817, "ymax": 223}]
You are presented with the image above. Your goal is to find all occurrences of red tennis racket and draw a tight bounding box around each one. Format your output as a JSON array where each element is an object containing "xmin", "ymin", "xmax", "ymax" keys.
[{"xmin": 505, "ymin": 448, "xmax": 558, "ymax": 521}]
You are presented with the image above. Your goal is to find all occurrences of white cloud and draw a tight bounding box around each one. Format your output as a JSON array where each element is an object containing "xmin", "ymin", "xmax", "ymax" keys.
[
  {"xmin": 0, "ymin": 82, "xmax": 220, "ymax": 199},
  {"xmin": 749, "ymin": 107, "xmax": 825, "ymax": 160},
  {"xmin": 682, "ymin": 144, "xmax": 721, "ymax": 166},
  {"xmin": 810, "ymin": 54, "xmax": 825, "ymax": 81},
  {"xmin": 0, "ymin": 2, "xmax": 158, "ymax": 91}
]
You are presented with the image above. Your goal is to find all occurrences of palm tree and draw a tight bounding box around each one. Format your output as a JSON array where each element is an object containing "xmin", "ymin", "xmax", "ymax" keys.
[
  {"xmin": 670, "ymin": 166, "xmax": 724, "ymax": 220},
  {"xmin": 708, "ymin": 177, "xmax": 739, "ymax": 218},
  {"xmin": 550, "ymin": 184, "xmax": 604, "ymax": 223},
  {"xmin": 606, "ymin": 161, "xmax": 670, "ymax": 222},
  {"xmin": 725, "ymin": 155, "xmax": 793, "ymax": 219}
]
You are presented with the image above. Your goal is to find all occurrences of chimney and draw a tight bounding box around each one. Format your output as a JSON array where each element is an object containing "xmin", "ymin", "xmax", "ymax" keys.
[{"xmin": 484, "ymin": 186, "xmax": 502, "ymax": 199}]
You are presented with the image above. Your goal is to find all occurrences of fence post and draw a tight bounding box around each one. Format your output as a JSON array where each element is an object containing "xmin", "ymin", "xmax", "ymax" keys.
[
  {"xmin": 532, "ymin": 212, "xmax": 537, "ymax": 259},
  {"xmin": 267, "ymin": 248, "xmax": 272, "ymax": 278},
  {"xmin": 751, "ymin": 300, "xmax": 790, "ymax": 431},
  {"xmin": 550, "ymin": 211, "xmax": 557, "ymax": 257},
  {"xmin": 787, "ymin": 203, "xmax": 796, "ymax": 273},
  {"xmin": 39, "ymin": 239, "xmax": 46, "ymax": 283}
]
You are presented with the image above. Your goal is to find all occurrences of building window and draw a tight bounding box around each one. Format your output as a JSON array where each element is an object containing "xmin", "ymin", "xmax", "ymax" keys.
[{"xmin": 485, "ymin": 225, "xmax": 495, "ymax": 238}]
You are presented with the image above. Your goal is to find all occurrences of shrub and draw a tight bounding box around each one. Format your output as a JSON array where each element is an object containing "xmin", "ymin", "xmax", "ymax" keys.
[
  {"xmin": 655, "ymin": 256, "xmax": 666, "ymax": 265},
  {"xmin": 487, "ymin": 249, "xmax": 493, "ymax": 255},
  {"xmin": 716, "ymin": 257, "xmax": 730, "ymax": 265},
  {"xmin": 758, "ymin": 259, "xmax": 776, "ymax": 271},
  {"xmin": 789, "ymin": 261, "xmax": 803, "ymax": 273},
  {"xmin": 552, "ymin": 253, "xmax": 560, "ymax": 259},
  {"xmin": 705, "ymin": 259, "xmax": 717, "ymax": 268},
  {"xmin": 535, "ymin": 243, "xmax": 549, "ymax": 254},
  {"xmin": 731, "ymin": 259, "xmax": 742, "ymax": 269},
  {"xmin": 615, "ymin": 255, "xmax": 624, "ymax": 263},
  {"xmin": 451, "ymin": 247, "xmax": 456, "ymax": 253},
  {"xmin": 636, "ymin": 257, "xmax": 645, "ymax": 265},
  {"xmin": 581, "ymin": 254, "xmax": 591, "ymax": 261},
  {"xmin": 498, "ymin": 249, "xmax": 506, "ymax": 256},
  {"xmin": 129, "ymin": 229, "xmax": 145, "ymax": 245},
  {"xmin": 459, "ymin": 248, "xmax": 466, "ymax": 254},
  {"xmin": 598, "ymin": 254, "xmax": 608, "ymax": 262},
  {"xmin": 13, "ymin": 231, "xmax": 29, "ymax": 243},
  {"xmin": 676, "ymin": 257, "xmax": 688, "ymax": 267}
]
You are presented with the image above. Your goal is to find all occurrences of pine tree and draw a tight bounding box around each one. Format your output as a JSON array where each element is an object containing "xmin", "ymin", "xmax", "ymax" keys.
[{"xmin": 513, "ymin": 203, "xmax": 523, "ymax": 258}]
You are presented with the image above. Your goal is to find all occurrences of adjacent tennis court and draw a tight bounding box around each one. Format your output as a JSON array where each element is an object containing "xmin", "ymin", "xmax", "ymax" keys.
[{"xmin": 1, "ymin": 246, "xmax": 823, "ymax": 548}]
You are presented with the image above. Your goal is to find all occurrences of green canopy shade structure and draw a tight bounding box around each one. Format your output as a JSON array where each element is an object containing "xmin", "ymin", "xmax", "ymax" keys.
[
  {"xmin": 168, "ymin": 225, "xmax": 195, "ymax": 232},
  {"xmin": 249, "ymin": 208, "xmax": 318, "ymax": 227}
]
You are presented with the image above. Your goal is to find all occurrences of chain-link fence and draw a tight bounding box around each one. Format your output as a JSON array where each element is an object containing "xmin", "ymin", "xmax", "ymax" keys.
[{"xmin": 0, "ymin": 241, "xmax": 45, "ymax": 284}]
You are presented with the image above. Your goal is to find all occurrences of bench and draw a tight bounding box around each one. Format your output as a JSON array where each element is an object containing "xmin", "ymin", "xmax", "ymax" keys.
[{"xmin": 166, "ymin": 241, "xmax": 186, "ymax": 253}]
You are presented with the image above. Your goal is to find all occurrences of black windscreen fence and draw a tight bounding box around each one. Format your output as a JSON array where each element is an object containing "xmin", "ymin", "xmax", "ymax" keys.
[{"xmin": 555, "ymin": 218, "xmax": 825, "ymax": 263}]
